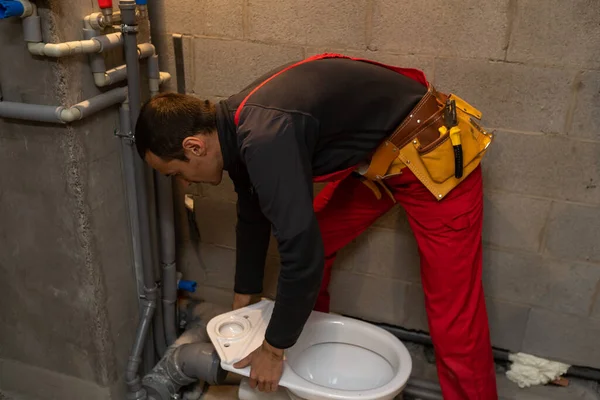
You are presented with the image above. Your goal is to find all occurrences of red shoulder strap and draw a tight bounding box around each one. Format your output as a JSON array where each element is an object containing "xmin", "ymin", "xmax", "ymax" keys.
[{"xmin": 233, "ymin": 53, "xmax": 428, "ymax": 126}]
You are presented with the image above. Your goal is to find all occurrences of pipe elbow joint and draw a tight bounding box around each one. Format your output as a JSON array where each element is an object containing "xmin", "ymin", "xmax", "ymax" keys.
[
  {"xmin": 142, "ymin": 343, "xmax": 227, "ymax": 400},
  {"xmin": 57, "ymin": 106, "xmax": 82, "ymax": 123},
  {"xmin": 94, "ymin": 72, "xmax": 109, "ymax": 87}
]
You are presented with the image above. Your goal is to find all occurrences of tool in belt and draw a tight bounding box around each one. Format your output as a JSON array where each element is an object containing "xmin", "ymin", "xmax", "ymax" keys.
[{"xmin": 357, "ymin": 84, "xmax": 493, "ymax": 201}]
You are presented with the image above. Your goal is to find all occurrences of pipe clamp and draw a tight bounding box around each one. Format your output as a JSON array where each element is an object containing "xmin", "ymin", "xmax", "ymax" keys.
[{"xmin": 121, "ymin": 24, "xmax": 139, "ymax": 33}]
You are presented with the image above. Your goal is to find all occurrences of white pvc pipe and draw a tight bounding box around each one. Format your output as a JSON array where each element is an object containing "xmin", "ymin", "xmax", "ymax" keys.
[
  {"xmin": 26, "ymin": 33, "xmax": 122, "ymax": 57},
  {"xmin": 27, "ymin": 39, "xmax": 101, "ymax": 57}
]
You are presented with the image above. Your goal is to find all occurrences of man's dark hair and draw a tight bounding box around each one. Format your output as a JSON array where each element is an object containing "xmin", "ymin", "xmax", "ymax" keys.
[{"xmin": 135, "ymin": 92, "xmax": 217, "ymax": 160}]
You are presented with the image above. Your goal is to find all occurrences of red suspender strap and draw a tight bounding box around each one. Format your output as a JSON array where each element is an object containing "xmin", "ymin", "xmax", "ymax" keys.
[{"xmin": 233, "ymin": 53, "xmax": 428, "ymax": 126}]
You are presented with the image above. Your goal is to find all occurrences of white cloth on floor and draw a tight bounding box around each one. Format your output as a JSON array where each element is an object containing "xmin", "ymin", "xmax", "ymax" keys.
[{"xmin": 506, "ymin": 352, "xmax": 570, "ymax": 388}]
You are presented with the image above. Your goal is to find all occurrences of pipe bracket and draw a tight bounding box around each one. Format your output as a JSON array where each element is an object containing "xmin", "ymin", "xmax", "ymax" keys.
[
  {"xmin": 121, "ymin": 24, "xmax": 139, "ymax": 33},
  {"xmin": 114, "ymin": 128, "xmax": 134, "ymax": 143}
]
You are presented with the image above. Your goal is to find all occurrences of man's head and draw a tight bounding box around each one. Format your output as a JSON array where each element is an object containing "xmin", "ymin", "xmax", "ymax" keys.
[{"xmin": 135, "ymin": 92, "xmax": 224, "ymax": 185}]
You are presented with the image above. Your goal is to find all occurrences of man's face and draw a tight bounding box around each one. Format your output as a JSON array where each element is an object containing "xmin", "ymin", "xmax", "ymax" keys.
[{"xmin": 145, "ymin": 134, "xmax": 224, "ymax": 186}]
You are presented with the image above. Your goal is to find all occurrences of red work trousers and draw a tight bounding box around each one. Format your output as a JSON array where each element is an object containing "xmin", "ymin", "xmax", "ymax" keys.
[{"xmin": 313, "ymin": 165, "xmax": 497, "ymax": 400}]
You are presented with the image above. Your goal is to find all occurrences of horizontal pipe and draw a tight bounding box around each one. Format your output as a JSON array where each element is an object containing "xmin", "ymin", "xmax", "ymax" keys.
[
  {"xmin": 0, "ymin": 86, "xmax": 127, "ymax": 123},
  {"xmin": 94, "ymin": 65, "xmax": 128, "ymax": 87},
  {"xmin": 28, "ymin": 39, "xmax": 100, "ymax": 56},
  {"xmin": 0, "ymin": 101, "xmax": 61, "ymax": 123},
  {"xmin": 63, "ymin": 86, "xmax": 128, "ymax": 121},
  {"xmin": 27, "ymin": 32, "xmax": 122, "ymax": 57},
  {"xmin": 373, "ymin": 321, "xmax": 600, "ymax": 383}
]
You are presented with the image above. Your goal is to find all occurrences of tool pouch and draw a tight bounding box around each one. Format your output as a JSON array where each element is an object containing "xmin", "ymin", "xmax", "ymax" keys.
[{"xmin": 398, "ymin": 93, "xmax": 493, "ymax": 200}]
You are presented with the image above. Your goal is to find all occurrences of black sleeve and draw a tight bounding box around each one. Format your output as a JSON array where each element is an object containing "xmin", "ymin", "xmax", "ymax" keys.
[
  {"xmin": 238, "ymin": 106, "xmax": 324, "ymax": 349},
  {"xmin": 232, "ymin": 177, "xmax": 271, "ymax": 295}
]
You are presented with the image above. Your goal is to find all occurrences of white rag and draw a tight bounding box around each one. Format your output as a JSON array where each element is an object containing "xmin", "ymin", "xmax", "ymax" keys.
[{"xmin": 506, "ymin": 352, "xmax": 570, "ymax": 388}]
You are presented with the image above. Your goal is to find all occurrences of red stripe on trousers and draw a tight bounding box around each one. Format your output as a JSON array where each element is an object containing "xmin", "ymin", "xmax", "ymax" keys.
[{"xmin": 313, "ymin": 166, "xmax": 497, "ymax": 400}]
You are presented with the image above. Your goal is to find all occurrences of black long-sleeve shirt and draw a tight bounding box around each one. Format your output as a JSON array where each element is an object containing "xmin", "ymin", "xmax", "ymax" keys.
[{"xmin": 214, "ymin": 57, "xmax": 427, "ymax": 349}]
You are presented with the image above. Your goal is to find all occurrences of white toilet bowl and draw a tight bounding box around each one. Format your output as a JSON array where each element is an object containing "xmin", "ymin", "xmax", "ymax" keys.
[{"xmin": 206, "ymin": 299, "xmax": 412, "ymax": 400}]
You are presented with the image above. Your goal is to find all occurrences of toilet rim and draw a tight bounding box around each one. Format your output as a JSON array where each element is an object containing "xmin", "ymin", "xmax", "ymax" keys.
[{"xmin": 281, "ymin": 322, "xmax": 413, "ymax": 400}]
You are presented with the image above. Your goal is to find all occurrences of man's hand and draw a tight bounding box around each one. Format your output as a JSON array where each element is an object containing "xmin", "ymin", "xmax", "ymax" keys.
[
  {"xmin": 232, "ymin": 293, "xmax": 261, "ymax": 310},
  {"xmin": 233, "ymin": 340, "xmax": 284, "ymax": 392}
]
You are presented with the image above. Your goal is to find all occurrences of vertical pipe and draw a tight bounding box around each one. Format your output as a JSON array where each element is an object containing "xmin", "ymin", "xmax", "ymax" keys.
[
  {"xmin": 119, "ymin": 101, "xmax": 145, "ymax": 301},
  {"xmin": 156, "ymin": 173, "xmax": 178, "ymax": 345},
  {"xmin": 121, "ymin": 0, "xmax": 167, "ymax": 359},
  {"xmin": 121, "ymin": 0, "xmax": 165, "ymax": 386}
]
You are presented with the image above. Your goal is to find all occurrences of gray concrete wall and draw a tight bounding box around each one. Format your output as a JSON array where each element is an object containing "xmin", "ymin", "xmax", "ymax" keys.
[
  {"xmin": 0, "ymin": 2, "xmax": 139, "ymax": 399},
  {"xmin": 158, "ymin": 0, "xmax": 600, "ymax": 370}
]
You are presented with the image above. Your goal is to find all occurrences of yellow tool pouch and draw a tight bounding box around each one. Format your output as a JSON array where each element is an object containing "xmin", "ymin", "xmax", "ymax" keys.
[
  {"xmin": 359, "ymin": 90, "xmax": 493, "ymax": 201},
  {"xmin": 398, "ymin": 93, "xmax": 493, "ymax": 200}
]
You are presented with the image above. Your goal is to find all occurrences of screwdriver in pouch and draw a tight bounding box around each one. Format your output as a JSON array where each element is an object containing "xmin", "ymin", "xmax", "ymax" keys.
[{"xmin": 444, "ymin": 99, "xmax": 463, "ymax": 179}]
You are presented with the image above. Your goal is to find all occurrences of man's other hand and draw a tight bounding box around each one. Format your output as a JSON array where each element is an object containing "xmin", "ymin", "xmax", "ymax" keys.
[
  {"xmin": 233, "ymin": 340, "xmax": 284, "ymax": 392},
  {"xmin": 232, "ymin": 293, "xmax": 261, "ymax": 310}
]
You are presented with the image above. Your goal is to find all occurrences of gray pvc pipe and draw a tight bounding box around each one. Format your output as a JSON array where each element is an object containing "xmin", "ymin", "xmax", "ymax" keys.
[
  {"xmin": 119, "ymin": 102, "xmax": 145, "ymax": 301},
  {"xmin": 0, "ymin": 101, "xmax": 61, "ymax": 123},
  {"xmin": 403, "ymin": 385, "xmax": 443, "ymax": 400},
  {"xmin": 69, "ymin": 86, "xmax": 127, "ymax": 119},
  {"xmin": 83, "ymin": 28, "xmax": 107, "ymax": 74},
  {"xmin": 0, "ymin": 87, "xmax": 126, "ymax": 123},
  {"xmin": 121, "ymin": 0, "xmax": 167, "ymax": 362},
  {"xmin": 156, "ymin": 173, "xmax": 178, "ymax": 345},
  {"xmin": 22, "ymin": 15, "xmax": 42, "ymax": 42},
  {"xmin": 125, "ymin": 298, "xmax": 156, "ymax": 400},
  {"xmin": 105, "ymin": 65, "xmax": 128, "ymax": 84}
]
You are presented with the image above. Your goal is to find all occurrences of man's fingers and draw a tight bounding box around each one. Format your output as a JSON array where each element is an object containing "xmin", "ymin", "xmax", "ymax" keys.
[
  {"xmin": 258, "ymin": 377, "xmax": 266, "ymax": 392},
  {"xmin": 270, "ymin": 382, "xmax": 278, "ymax": 392},
  {"xmin": 248, "ymin": 377, "xmax": 258, "ymax": 389},
  {"xmin": 233, "ymin": 354, "xmax": 251, "ymax": 369}
]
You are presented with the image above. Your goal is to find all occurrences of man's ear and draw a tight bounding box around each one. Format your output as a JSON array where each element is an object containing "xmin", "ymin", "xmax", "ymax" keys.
[{"xmin": 182, "ymin": 136, "xmax": 207, "ymax": 157}]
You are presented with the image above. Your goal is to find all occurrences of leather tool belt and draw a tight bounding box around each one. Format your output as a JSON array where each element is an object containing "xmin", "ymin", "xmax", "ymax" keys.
[{"xmin": 357, "ymin": 85, "xmax": 494, "ymax": 202}]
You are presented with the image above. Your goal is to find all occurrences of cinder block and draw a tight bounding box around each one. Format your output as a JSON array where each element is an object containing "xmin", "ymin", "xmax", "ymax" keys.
[
  {"xmin": 486, "ymin": 298, "xmax": 530, "ymax": 352},
  {"xmin": 197, "ymin": 285, "xmax": 235, "ymax": 308},
  {"xmin": 371, "ymin": 0, "xmax": 510, "ymax": 59},
  {"xmin": 164, "ymin": 0, "xmax": 243, "ymax": 38},
  {"xmin": 544, "ymin": 202, "xmax": 600, "ymax": 263},
  {"xmin": 350, "ymin": 228, "xmax": 421, "ymax": 283},
  {"xmin": 193, "ymin": 197, "xmax": 237, "ymax": 248},
  {"xmin": 201, "ymin": 172, "xmax": 238, "ymax": 203},
  {"xmin": 248, "ymin": 0, "xmax": 367, "ymax": 47},
  {"xmin": 401, "ymin": 284, "xmax": 429, "ymax": 332},
  {"xmin": 507, "ymin": 0, "xmax": 600, "ymax": 69},
  {"xmin": 483, "ymin": 191, "xmax": 551, "ymax": 253},
  {"xmin": 330, "ymin": 270, "xmax": 408, "ymax": 326},
  {"xmin": 481, "ymin": 132, "xmax": 600, "ymax": 204},
  {"xmin": 570, "ymin": 71, "xmax": 600, "ymax": 141},
  {"xmin": 198, "ymin": 243, "xmax": 236, "ymax": 290},
  {"xmin": 305, "ymin": 48, "xmax": 435, "ymax": 79},
  {"xmin": 374, "ymin": 204, "xmax": 417, "ymax": 233},
  {"xmin": 434, "ymin": 59, "xmax": 575, "ymax": 133},
  {"xmin": 483, "ymin": 248, "xmax": 600, "ymax": 316},
  {"xmin": 522, "ymin": 309, "xmax": 600, "ymax": 369},
  {"xmin": 193, "ymin": 38, "xmax": 303, "ymax": 97}
]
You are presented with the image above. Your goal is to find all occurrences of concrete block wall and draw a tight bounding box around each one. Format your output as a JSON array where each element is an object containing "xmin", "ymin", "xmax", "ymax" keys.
[
  {"xmin": 0, "ymin": 2, "xmax": 141, "ymax": 399},
  {"xmin": 157, "ymin": 0, "xmax": 600, "ymax": 369}
]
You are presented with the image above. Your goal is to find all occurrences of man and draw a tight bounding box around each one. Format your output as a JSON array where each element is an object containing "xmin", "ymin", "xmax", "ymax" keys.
[{"xmin": 135, "ymin": 53, "xmax": 497, "ymax": 399}]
